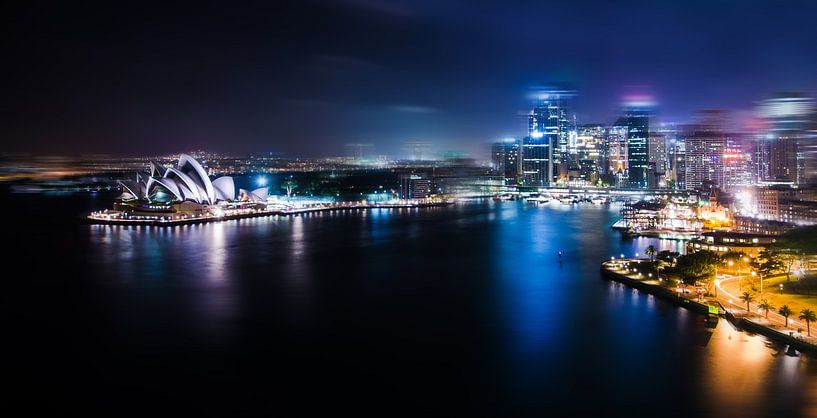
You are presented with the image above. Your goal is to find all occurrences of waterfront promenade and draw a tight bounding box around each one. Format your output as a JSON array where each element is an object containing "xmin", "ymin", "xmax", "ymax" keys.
[
  {"xmin": 715, "ymin": 274, "xmax": 817, "ymax": 346},
  {"xmin": 601, "ymin": 258, "xmax": 817, "ymax": 353},
  {"xmin": 87, "ymin": 200, "xmax": 454, "ymax": 226}
]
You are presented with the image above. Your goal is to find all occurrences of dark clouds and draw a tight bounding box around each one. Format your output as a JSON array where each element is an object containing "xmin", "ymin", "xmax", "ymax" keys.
[{"xmin": 3, "ymin": 0, "xmax": 817, "ymax": 156}]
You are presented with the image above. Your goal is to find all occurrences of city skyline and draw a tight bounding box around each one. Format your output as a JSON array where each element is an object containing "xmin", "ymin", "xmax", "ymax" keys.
[{"xmin": 5, "ymin": 1, "xmax": 817, "ymax": 157}]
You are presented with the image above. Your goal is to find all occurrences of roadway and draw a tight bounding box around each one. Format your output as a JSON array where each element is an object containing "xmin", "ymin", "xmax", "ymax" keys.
[{"xmin": 715, "ymin": 274, "xmax": 817, "ymax": 345}]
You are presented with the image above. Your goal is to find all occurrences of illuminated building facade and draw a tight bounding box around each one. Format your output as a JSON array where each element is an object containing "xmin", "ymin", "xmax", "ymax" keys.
[
  {"xmin": 619, "ymin": 100, "xmax": 651, "ymax": 188},
  {"xmin": 522, "ymin": 99, "xmax": 558, "ymax": 187},
  {"xmin": 673, "ymin": 144, "xmax": 686, "ymax": 190},
  {"xmin": 683, "ymin": 111, "xmax": 727, "ymax": 191},
  {"xmin": 118, "ymin": 154, "xmax": 236, "ymax": 205},
  {"xmin": 723, "ymin": 135, "xmax": 756, "ymax": 191},
  {"xmin": 492, "ymin": 138, "xmax": 521, "ymax": 185},
  {"xmin": 605, "ymin": 125, "xmax": 629, "ymax": 186},
  {"xmin": 683, "ymin": 128, "xmax": 725, "ymax": 191},
  {"xmin": 575, "ymin": 125, "xmax": 605, "ymax": 184},
  {"xmin": 758, "ymin": 93, "xmax": 816, "ymax": 185}
]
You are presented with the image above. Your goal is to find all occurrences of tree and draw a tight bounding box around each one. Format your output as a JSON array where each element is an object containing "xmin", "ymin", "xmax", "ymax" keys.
[
  {"xmin": 798, "ymin": 308, "xmax": 817, "ymax": 336},
  {"xmin": 654, "ymin": 260, "xmax": 669, "ymax": 281},
  {"xmin": 645, "ymin": 245, "xmax": 657, "ymax": 261},
  {"xmin": 758, "ymin": 299, "xmax": 775, "ymax": 319},
  {"xmin": 721, "ymin": 251, "xmax": 747, "ymax": 264},
  {"xmin": 779, "ymin": 249, "xmax": 801, "ymax": 282},
  {"xmin": 656, "ymin": 250, "xmax": 680, "ymax": 265},
  {"xmin": 751, "ymin": 249, "xmax": 783, "ymax": 277},
  {"xmin": 739, "ymin": 292, "xmax": 755, "ymax": 313},
  {"xmin": 281, "ymin": 178, "xmax": 298, "ymax": 198},
  {"xmin": 721, "ymin": 251, "xmax": 748, "ymax": 273},
  {"xmin": 775, "ymin": 225, "xmax": 817, "ymax": 254},
  {"xmin": 673, "ymin": 250, "xmax": 721, "ymax": 292},
  {"xmin": 778, "ymin": 305, "xmax": 793, "ymax": 327}
]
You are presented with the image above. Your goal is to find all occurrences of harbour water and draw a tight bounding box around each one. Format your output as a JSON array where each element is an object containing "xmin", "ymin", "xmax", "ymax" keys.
[{"xmin": 4, "ymin": 189, "xmax": 817, "ymax": 417}]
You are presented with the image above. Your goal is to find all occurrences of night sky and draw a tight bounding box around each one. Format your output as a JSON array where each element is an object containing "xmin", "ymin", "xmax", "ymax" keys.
[{"xmin": 4, "ymin": 0, "xmax": 817, "ymax": 157}]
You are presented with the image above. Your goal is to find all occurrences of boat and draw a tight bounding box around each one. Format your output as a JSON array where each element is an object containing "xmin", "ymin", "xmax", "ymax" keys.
[
  {"xmin": 526, "ymin": 194, "xmax": 550, "ymax": 203},
  {"xmin": 590, "ymin": 197, "xmax": 609, "ymax": 205}
]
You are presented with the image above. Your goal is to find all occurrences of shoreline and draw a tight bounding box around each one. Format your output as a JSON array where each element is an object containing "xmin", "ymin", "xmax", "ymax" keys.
[
  {"xmin": 600, "ymin": 260, "xmax": 712, "ymax": 315},
  {"xmin": 600, "ymin": 259, "xmax": 817, "ymax": 354},
  {"xmin": 85, "ymin": 201, "xmax": 454, "ymax": 226}
]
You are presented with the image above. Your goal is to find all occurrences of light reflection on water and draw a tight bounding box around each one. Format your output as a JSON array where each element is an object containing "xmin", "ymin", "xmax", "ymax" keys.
[{"xmin": 77, "ymin": 200, "xmax": 817, "ymax": 416}]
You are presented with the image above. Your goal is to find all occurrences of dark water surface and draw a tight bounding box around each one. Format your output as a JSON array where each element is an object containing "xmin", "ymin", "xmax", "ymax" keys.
[{"xmin": 5, "ymin": 190, "xmax": 817, "ymax": 417}]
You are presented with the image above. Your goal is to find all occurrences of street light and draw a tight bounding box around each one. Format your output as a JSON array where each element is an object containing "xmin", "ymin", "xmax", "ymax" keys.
[
  {"xmin": 751, "ymin": 270, "xmax": 764, "ymax": 296},
  {"xmin": 714, "ymin": 279, "xmax": 720, "ymax": 297}
]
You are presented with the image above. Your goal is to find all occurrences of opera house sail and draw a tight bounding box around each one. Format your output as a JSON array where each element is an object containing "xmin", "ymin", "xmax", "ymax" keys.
[{"xmin": 117, "ymin": 154, "xmax": 237, "ymax": 205}]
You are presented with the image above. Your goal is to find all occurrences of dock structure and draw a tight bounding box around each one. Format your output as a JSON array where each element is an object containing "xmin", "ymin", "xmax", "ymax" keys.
[{"xmin": 87, "ymin": 200, "xmax": 454, "ymax": 226}]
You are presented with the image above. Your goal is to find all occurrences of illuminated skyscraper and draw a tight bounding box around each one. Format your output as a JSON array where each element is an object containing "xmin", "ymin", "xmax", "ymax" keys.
[
  {"xmin": 683, "ymin": 111, "xmax": 727, "ymax": 191},
  {"xmin": 618, "ymin": 98, "xmax": 652, "ymax": 188},
  {"xmin": 576, "ymin": 125, "xmax": 605, "ymax": 184},
  {"xmin": 605, "ymin": 126, "xmax": 628, "ymax": 174},
  {"xmin": 758, "ymin": 93, "xmax": 816, "ymax": 185},
  {"xmin": 522, "ymin": 97, "xmax": 558, "ymax": 187},
  {"xmin": 674, "ymin": 144, "xmax": 686, "ymax": 190},
  {"xmin": 492, "ymin": 138, "xmax": 521, "ymax": 185},
  {"xmin": 723, "ymin": 134, "xmax": 756, "ymax": 191}
]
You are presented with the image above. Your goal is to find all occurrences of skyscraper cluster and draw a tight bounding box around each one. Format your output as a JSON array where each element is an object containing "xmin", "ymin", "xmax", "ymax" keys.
[{"xmin": 492, "ymin": 91, "xmax": 817, "ymax": 192}]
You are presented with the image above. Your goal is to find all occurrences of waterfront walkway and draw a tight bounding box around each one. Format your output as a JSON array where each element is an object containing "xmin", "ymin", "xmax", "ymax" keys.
[
  {"xmin": 715, "ymin": 274, "xmax": 817, "ymax": 346},
  {"xmin": 87, "ymin": 200, "xmax": 453, "ymax": 226},
  {"xmin": 601, "ymin": 258, "xmax": 817, "ymax": 352}
]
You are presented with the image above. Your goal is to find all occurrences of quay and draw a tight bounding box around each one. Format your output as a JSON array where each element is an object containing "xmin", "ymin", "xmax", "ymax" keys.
[
  {"xmin": 600, "ymin": 258, "xmax": 817, "ymax": 354},
  {"xmin": 86, "ymin": 200, "xmax": 454, "ymax": 226},
  {"xmin": 600, "ymin": 259, "xmax": 711, "ymax": 315}
]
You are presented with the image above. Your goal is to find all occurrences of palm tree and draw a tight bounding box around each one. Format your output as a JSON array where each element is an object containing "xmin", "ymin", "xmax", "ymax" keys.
[
  {"xmin": 739, "ymin": 292, "xmax": 755, "ymax": 313},
  {"xmin": 645, "ymin": 245, "xmax": 657, "ymax": 261},
  {"xmin": 778, "ymin": 305, "xmax": 793, "ymax": 327},
  {"xmin": 758, "ymin": 299, "xmax": 775, "ymax": 319},
  {"xmin": 799, "ymin": 308, "xmax": 817, "ymax": 336}
]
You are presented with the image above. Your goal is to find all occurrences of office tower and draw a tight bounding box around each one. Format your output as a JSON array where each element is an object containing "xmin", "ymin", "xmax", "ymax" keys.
[
  {"xmin": 492, "ymin": 138, "xmax": 521, "ymax": 185},
  {"xmin": 550, "ymin": 92, "xmax": 576, "ymax": 180},
  {"xmin": 657, "ymin": 124, "xmax": 680, "ymax": 187},
  {"xmin": 674, "ymin": 144, "xmax": 686, "ymax": 190},
  {"xmin": 605, "ymin": 125, "xmax": 629, "ymax": 186},
  {"xmin": 576, "ymin": 125, "xmax": 605, "ymax": 184},
  {"xmin": 683, "ymin": 111, "xmax": 727, "ymax": 191},
  {"xmin": 723, "ymin": 134, "xmax": 756, "ymax": 191},
  {"xmin": 758, "ymin": 93, "xmax": 816, "ymax": 185},
  {"xmin": 522, "ymin": 89, "xmax": 575, "ymax": 186},
  {"xmin": 617, "ymin": 98, "xmax": 651, "ymax": 188},
  {"xmin": 648, "ymin": 132, "xmax": 668, "ymax": 174},
  {"xmin": 522, "ymin": 96, "xmax": 561, "ymax": 187},
  {"xmin": 491, "ymin": 141, "xmax": 504, "ymax": 172},
  {"xmin": 648, "ymin": 131, "xmax": 668, "ymax": 187},
  {"xmin": 400, "ymin": 175, "xmax": 432, "ymax": 199}
]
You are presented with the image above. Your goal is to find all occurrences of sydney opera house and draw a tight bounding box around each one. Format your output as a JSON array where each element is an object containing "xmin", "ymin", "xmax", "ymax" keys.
[{"xmin": 112, "ymin": 154, "xmax": 270, "ymax": 216}]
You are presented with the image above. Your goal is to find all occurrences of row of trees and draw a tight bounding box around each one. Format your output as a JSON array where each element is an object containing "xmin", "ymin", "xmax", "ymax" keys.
[
  {"xmin": 654, "ymin": 247, "xmax": 787, "ymax": 293},
  {"xmin": 737, "ymin": 292, "xmax": 817, "ymax": 336}
]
